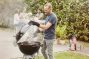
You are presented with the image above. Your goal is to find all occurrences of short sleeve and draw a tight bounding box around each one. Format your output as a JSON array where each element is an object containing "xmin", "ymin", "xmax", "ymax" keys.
[{"xmin": 48, "ymin": 16, "xmax": 56, "ymax": 25}]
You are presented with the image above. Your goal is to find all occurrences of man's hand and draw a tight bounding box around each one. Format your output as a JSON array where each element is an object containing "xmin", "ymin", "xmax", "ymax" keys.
[{"xmin": 28, "ymin": 21, "xmax": 40, "ymax": 27}]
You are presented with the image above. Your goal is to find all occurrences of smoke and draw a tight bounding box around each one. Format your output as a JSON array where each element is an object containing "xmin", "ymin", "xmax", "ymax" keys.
[{"xmin": 0, "ymin": 0, "xmax": 26, "ymax": 28}]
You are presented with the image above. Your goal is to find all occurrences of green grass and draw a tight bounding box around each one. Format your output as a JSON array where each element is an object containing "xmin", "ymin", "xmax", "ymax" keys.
[{"xmin": 36, "ymin": 52, "xmax": 89, "ymax": 59}]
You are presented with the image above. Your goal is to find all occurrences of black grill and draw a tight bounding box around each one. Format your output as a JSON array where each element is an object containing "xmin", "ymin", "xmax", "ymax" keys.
[{"xmin": 16, "ymin": 31, "xmax": 41, "ymax": 55}]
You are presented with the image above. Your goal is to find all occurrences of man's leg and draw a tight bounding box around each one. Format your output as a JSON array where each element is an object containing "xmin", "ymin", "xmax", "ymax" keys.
[
  {"xmin": 46, "ymin": 39, "xmax": 54, "ymax": 59},
  {"xmin": 41, "ymin": 40, "xmax": 48, "ymax": 59}
]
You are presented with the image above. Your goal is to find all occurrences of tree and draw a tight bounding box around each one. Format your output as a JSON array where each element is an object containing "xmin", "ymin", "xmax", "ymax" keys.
[{"xmin": 24, "ymin": 0, "xmax": 89, "ymax": 42}]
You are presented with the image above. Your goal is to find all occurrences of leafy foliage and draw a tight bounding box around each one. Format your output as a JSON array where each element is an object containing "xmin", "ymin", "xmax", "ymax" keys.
[
  {"xmin": 24, "ymin": 0, "xmax": 89, "ymax": 42},
  {"xmin": 56, "ymin": 25, "xmax": 67, "ymax": 40}
]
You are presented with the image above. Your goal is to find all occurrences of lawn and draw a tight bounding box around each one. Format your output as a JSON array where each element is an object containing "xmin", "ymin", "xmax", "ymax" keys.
[{"xmin": 36, "ymin": 51, "xmax": 89, "ymax": 59}]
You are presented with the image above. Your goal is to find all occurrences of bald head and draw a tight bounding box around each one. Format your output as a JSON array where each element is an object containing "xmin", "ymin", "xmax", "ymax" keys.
[
  {"xmin": 44, "ymin": 3, "xmax": 52, "ymax": 15},
  {"xmin": 44, "ymin": 3, "xmax": 52, "ymax": 9}
]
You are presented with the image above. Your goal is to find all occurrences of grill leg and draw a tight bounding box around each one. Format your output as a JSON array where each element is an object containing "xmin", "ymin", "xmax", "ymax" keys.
[{"xmin": 23, "ymin": 54, "xmax": 35, "ymax": 59}]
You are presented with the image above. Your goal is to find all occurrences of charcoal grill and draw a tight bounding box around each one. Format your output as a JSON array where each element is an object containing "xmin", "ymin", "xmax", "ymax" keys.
[{"xmin": 16, "ymin": 31, "xmax": 41, "ymax": 59}]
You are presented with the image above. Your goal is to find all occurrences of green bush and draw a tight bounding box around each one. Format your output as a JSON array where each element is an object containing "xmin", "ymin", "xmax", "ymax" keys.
[
  {"xmin": 24, "ymin": 0, "xmax": 89, "ymax": 42},
  {"xmin": 56, "ymin": 25, "xmax": 67, "ymax": 40}
]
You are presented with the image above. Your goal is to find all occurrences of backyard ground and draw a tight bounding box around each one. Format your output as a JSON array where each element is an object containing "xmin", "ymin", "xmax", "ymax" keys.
[
  {"xmin": 0, "ymin": 28, "xmax": 89, "ymax": 59},
  {"xmin": 37, "ymin": 51, "xmax": 89, "ymax": 59}
]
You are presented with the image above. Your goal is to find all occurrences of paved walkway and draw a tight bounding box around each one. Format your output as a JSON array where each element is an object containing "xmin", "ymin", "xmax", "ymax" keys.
[
  {"xmin": 0, "ymin": 29, "xmax": 23, "ymax": 59},
  {"xmin": 0, "ymin": 28, "xmax": 89, "ymax": 59}
]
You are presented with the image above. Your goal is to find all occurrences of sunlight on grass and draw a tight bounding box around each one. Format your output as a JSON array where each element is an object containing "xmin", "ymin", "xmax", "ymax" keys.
[{"xmin": 36, "ymin": 52, "xmax": 89, "ymax": 59}]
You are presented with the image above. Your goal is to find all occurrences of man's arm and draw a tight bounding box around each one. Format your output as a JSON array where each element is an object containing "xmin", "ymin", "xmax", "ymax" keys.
[
  {"xmin": 38, "ymin": 28, "xmax": 44, "ymax": 32},
  {"xmin": 39, "ymin": 21, "xmax": 52, "ymax": 30},
  {"xmin": 28, "ymin": 20, "xmax": 52, "ymax": 31},
  {"xmin": 28, "ymin": 16, "xmax": 56, "ymax": 30},
  {"xmin": 39, "ymin": 16, "xmax": 56, "ymax": 30}
]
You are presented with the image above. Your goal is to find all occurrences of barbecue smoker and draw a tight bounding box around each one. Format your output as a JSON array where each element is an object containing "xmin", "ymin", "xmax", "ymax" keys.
[{"xmin": 15, "ymin": 24, "xmax": 42, "ymax": 59}]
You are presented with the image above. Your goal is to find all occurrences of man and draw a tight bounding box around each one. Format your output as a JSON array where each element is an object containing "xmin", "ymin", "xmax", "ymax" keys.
[{"xmin": 28, "ymin": 3, "xmax": 57, "ymax": 59}]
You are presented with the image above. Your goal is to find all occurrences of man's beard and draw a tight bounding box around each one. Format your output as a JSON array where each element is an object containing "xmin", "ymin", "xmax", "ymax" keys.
[{"xmin": 44, "ymin": 12, "xmax": 49, "ymax": 16}]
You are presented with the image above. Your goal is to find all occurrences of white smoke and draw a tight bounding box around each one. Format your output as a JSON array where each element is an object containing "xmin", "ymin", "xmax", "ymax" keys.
[{"xmin": 0, "ymin": 0, "xmax": 26, "ymax": 28}]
